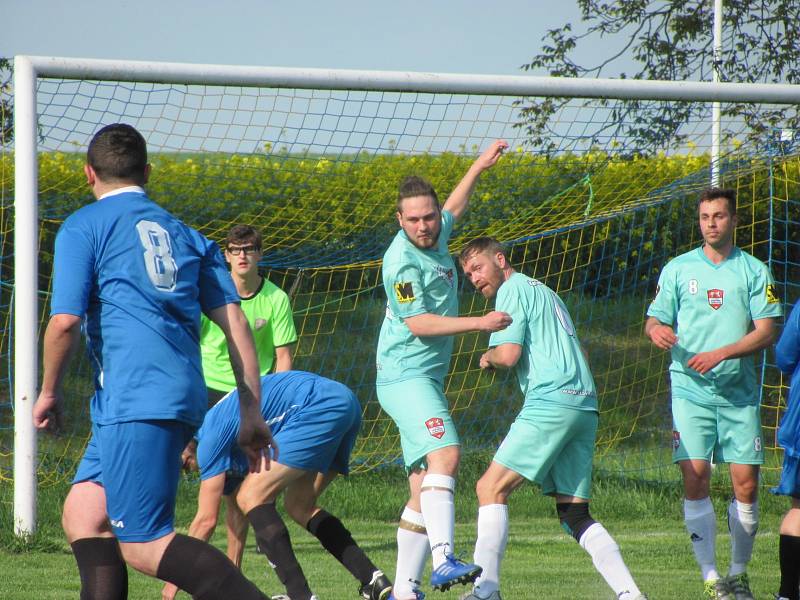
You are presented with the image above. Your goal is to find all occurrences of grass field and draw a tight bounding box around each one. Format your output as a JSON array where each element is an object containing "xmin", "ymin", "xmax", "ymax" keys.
[{"xmin": 0, "ymin": 454, "xmax": 786, "ymax": 600}]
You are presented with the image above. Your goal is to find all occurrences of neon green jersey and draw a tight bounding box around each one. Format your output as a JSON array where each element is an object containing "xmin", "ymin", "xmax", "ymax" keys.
[
  {"xmin": 489, "ymin": 272, "xmax": 597, "ymax": 411},
  {"xmin": 200, "ymin": 277, "xmax": 297, "ymax": 393},
  {"xmin": 376, "ymin": 210, "xmax": 457, "ymax": 385},
  {"xmin": 647, "ymin": 246, "xmax": 782, "ymax": 406}
]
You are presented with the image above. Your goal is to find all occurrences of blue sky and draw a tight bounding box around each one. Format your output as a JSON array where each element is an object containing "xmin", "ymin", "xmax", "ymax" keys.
[{"xmin": 3, "ymin": 0, "xmax": 584, "ymax": 76}]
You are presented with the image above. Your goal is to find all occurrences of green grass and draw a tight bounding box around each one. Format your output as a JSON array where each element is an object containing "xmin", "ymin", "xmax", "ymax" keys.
[{"xmin": 0, "ymin": 455, "xmax": 787, "ymax": 599}]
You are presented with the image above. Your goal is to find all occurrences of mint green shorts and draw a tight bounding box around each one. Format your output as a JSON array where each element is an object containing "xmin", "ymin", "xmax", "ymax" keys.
[
  {"xmin": 671, "ymin": 397, "xmax": 763, "ymax": 465},
  {"xmin": 377, "ymin": 377, "xmax": 460, "ymax": 470},
  {"xmin": 494, "ymin": 403, "xmax": 598, "ymax": 500}
]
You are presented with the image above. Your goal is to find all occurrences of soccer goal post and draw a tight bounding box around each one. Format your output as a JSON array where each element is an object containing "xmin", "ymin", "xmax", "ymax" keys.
[{"xmin": 11, "ymin": 55, "xmax": 800, "ymax": 536}]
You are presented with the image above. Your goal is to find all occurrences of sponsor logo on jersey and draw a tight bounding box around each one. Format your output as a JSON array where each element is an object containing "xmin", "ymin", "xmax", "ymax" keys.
[
  {"xmin": 766, "ymin": 283, "xmax": 780, "ymax": 304},
  {"xmin": 434, "ymin": 265, "xmax": 455, "ymax": 287},
  {"xmin": 254, "ymin": 317, "xmax": 267, "ymax": 330},
  {"xmin": 672, "ymin": 430, "xmax": 681, "ymax": 450},
  {"xmin": 394, "ymin": 281, "xmax": 415, "ymax": 303},
  {"xmin": 425, "ymin": 417, "xmax": 446, "ymax": 439},
  {"xmin": 707, "ymin": 288, "xmax": 724, "ymax": 310}
]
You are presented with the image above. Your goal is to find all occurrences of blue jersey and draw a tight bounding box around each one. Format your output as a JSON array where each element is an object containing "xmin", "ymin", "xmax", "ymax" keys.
[
  {"xmin": 197, "ymin": 370, "xmax": 354, "ymax": 480},
  {"xmin": 777, "ymin": 302, "xmax": 800, "ymax": 457},
  {"xmin": 51, "ymin": 188, "xmax": 238, "ymax": 426}
]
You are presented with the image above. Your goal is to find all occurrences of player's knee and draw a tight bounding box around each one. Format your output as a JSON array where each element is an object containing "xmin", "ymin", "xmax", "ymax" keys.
[
  {"xmin": 556, "ymin": 502, "xmax": 596, "ymax": 542},
  {"xmin": 426, "ymin": 445, "xmax": 460, "ymax": 475},
  {"xmin": 475, "ymin": 473, "xmax": 507, "ymax": 504},
  {"xmin": 284, "ymin": 498, "xmax": 315, "ymax": 526}
]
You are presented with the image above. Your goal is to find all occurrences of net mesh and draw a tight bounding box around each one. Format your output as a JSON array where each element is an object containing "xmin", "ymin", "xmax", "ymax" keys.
[{"xmin": 1, "ymin": 75, "xmax": 798, "ymax": 485}]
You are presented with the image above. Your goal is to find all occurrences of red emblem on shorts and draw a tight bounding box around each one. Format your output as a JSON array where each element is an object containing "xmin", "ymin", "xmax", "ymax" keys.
[
  {"xmin": 425, "ymin": 417, "xmax": 445, "ymax": 439},
  {"xmin": 707, "ymin": 288, "xmax": 724, "ymax": 310},
  {"xmin": 672, "ymin": 430, "xmax": 681, "ymax": 450}
]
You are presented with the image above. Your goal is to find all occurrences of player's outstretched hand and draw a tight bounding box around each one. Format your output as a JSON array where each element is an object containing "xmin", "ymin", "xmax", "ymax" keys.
[
  {"xmin": 474, "ymin": 139, "xmax": 509, "ymax": 172},
  {"xmin": 647, "ymin": 323, "xmax": 678, "ymax": 350},
  {"xmin": 479, "ymin": 310, "xmax": 513, "ymax": 333},
  {"xmin": 33, "ymin": 390, "xmax": 64, "ymax": 434},
  {"xmin": 238, "ymin": 409, "xmax": 278, "ymax": 473}
]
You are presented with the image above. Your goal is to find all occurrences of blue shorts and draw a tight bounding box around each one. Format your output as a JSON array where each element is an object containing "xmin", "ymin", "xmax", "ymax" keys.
[
  {"xmin": 73, "ymin": 420, "xmax": 195, "ymax": 542},
  {"xmin": 273, "ymin": 378, "xmax": 361, "ymax": 475},
  {"xmin": 773, "ymin": 453, "xmax": 800, "ymax": 498}
]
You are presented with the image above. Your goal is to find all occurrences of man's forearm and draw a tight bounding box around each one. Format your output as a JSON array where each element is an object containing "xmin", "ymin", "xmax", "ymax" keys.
[
  {"xmin": 41, "ymin": 316, "xmax": 81, "ymax": 393},
  {"xmin": 714, "ymin": 325, "xmax": 776, "ymax": 361},
  {"xmin": 404, "ymin": 312, "xmax": 484, "ymax": 337}
]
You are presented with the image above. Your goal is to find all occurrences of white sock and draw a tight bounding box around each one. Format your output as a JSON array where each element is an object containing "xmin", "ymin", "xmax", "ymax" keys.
[
  {"xmin": 420, "ymin": 473, "xmax": 456, "ymax": 569},
  {"xmin": 394, "ymin": 507, "xmax": 429, "ymax": 599},
  {"xmin": 579, "ymin": 523, "xmax": 642, "ymax": 599},
  {"xmin": 728, "ymin": 499, "xmax": 758, "ymax": 576},
  {"xmin": 684, "ymin": 497, "xmax": 719, "ymax": 581},
  {"xmin": 472, "ymin": 503, "xmax": 509, "ymax": 596}
]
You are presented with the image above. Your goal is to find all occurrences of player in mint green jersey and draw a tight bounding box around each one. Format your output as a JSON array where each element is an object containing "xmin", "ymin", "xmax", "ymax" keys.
[
  {"xmin": 458, "ymin": 237, "xmax": 646, "ymax": 600},
  {"xmin": 376, "ymin": 140, "xmax": 512, "ymax": 599},
  {"xmin": 646, "ymin": 188, "xmax": 781, "ymax": 600}
]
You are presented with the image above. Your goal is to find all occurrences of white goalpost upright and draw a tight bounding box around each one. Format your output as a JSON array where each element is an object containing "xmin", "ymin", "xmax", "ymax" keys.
[{"xmin": 13, "ymin": 54, "xmax": 800, "ymax": 536}]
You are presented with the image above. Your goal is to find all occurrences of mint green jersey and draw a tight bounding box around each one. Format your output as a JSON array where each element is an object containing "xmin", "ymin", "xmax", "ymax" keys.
[
  {"xmin": 489, "ymin": 272, "xmax": 597, "ymax": 411},
  {"xmin": 376, "ymin": 210, "xmax": 458, "ymax": 385},
  {"xmin": 647, "ymin": 246, "xmax": 782, "ymax": 406}
]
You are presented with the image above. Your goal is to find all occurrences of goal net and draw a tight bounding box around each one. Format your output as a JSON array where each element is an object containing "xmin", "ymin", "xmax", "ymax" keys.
[{"xmin": 3, "ymin": 60, "xmax": 799, "ymax": 528}]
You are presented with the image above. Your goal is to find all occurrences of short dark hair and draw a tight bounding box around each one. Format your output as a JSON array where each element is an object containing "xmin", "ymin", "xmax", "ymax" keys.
[
  {"xmin": 226, "ymin": 224, "xmax": 262, "ymax": 249},
  {"xmin": 698, "ymin": 187, "xmax": 736, "ymax": 216},
  {"xmin": 397, "ymin": 176, "xmax": 439, "ymax": 213},
  {"xmin": 459, "ymin": 236, "xmax": 509, "ymax": 265},
  {"xmin": 87, "ymin": 123, "xmax": 148, "ymax": 185}
]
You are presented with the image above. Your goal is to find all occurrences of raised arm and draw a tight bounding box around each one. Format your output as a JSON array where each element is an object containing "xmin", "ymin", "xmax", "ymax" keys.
[
  {"xmin": 207, "ymin": 303, "xmax": 276, "ymax": 471},
  {"xmin": 33, "ymin": 313, "xmax": 82, "ymax": 431},
  {"xmin": 442, "ymin": 139, "xmax": 508, "ymax": 221}
]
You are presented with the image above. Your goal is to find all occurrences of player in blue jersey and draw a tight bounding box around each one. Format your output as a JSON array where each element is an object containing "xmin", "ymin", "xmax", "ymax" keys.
[
  {"xmin": 774, "ymin": 301, "xmax": 800, "ymax": 600},
  {"xmin": 376, "ymin": 141, "xmax": 512, "ymax": 599},
  {"xmin": 646, "ymin": 188, "xmax": 781, "ymax": 600},
  {"xmin": 161, "ymin": 371, "xmax": 393, "ymax": 600},
  {"xmin": 32, "ymin": 124, "xmax": 274, "ymax": 600},
  {"xmin": 458, "ymin": 237, "xmax": 646, "ymax": 600}
]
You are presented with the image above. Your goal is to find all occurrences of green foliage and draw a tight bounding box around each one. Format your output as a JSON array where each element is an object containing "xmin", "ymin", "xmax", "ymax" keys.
[
  {"xmin": 0, "ymin": 58, "xmax": 10, "ymax": 146},
  {"xmin": 518, "ymin": 0, "xmax": 800, "ymax": 154}
]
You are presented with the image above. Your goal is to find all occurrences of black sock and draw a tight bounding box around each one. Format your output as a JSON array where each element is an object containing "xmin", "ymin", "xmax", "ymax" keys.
[
  {"xmin": 70, "ymin": 537, "xmax": 128, "ymax": 600},
  {"xmin": 306, "ymin": 509, "xmax": 378, "ymax": 585},
  {"xmin": 780, "ymin": 534, "xmax": 800, "ymax": 600},
  {"xmin": 155, "ymin": 533, "xmax": 267, "ymax": 600},
  {"xmin": 247, "ymin": 503, "xmax": 314, "ymax": 600}
]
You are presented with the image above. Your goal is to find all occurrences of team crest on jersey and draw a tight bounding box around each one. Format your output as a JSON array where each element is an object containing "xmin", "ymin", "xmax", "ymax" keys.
[
  {"xmin": 707, "ymin": 288, "xmax": 724, "ymax": 310},
  {"xmin": 254, "ymin": 318, "xmax": 267, "ymax": 330},
  {"xmin": 766, "ymin": 284, "xmax": 780, "ymax": 304},
  {"xmin": 394, "ymin": 281, "xmax": 416, "ymax": 303},
  {"xmin": 434, "ymin": 265, "xmax": 455, "ymax": 287},
  {"xmin": 672, "ymin": 430, "xmax": 681, "ymax": 450},
  {"xmin": 425, "ymin": 417, "xmax": 446, "ymax": 439}
]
